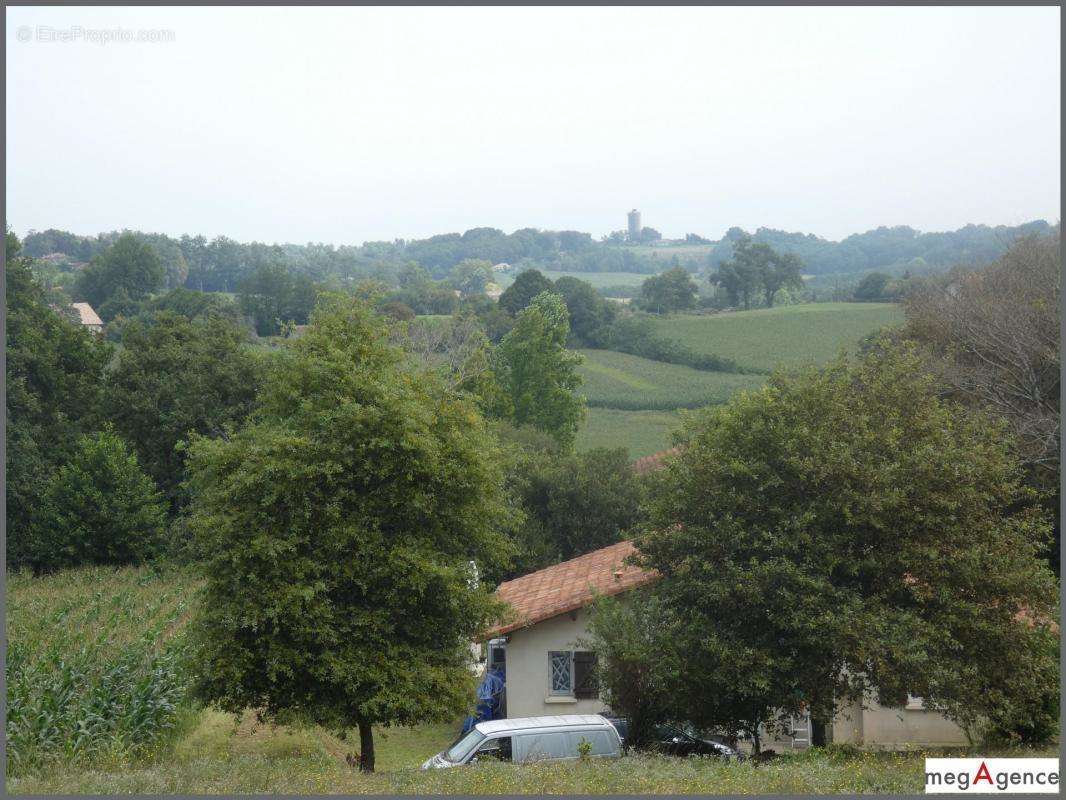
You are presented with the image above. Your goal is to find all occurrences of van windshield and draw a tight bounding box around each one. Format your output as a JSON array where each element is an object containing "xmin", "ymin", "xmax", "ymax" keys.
[{"xmin": 444, "ymin": 729, "xmax": 485, "ymax": 763}]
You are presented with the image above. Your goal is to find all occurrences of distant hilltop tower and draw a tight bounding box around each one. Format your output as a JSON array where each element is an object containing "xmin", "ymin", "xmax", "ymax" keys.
[{"xmin": 627, "ymin": 209, "xmax": 642, "ymax": 241}]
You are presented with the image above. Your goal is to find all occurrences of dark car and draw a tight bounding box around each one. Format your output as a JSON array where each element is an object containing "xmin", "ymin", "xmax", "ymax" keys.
[{"xmin": 604, "ymin": 717, "xmax": 745, "ymax": 761}]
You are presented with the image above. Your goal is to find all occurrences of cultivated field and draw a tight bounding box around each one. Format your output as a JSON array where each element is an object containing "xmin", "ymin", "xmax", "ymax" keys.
[
  {"xmin": 649, "ymin": 303, "xmax": 904, "ymax": 373},
  {"xmin": 6, "ymin": 566, "xmax": 201, "ymax": 777},
  {"xmin": 577, "ymin": 349, "xmax": 764, "ymax": 411},
  {"xmin": 624, "ymin": 243, "xmax": 717, "ymax": 263},
  {"xmin": 577, "ymin": 408, "xmax": 682, "ymax": 458}
]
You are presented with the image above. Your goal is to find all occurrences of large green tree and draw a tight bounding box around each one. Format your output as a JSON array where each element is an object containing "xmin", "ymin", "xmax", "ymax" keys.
[
  {"xmin": 185, "ymin": 296, "xmax": 513, "ymax": 772},
  {"xmin": 449, "ymin": 258, "xmax": 494, "ymax": 296},
  {"xmin": 31, "ymin": 428, "xmax": 167, "ymax": 572},
  {"xmin": 638, "ymin": 267, "xmax": 698, "ymax": 314},
  {"xmin": 506, "ymin": 447, "xmax": 645, "ymax": 577},
  {"xmin": 494, "ymin": 292, "xmax": 585, "ymax": 447},
  {"xmin": 103, "ymin": 311, "xmax": 262, "ymax": 508},
  {"xmin": 635, "ymin": 343, "xmax": 1059, "ymax": 749},
  {"xmin": 552, "ymin": 276, "xmax": 617, "ymax": 345},
  {"xmin": 6, "ymin": 232, "xmax": 112, "ymax": 568},
  {"xmin": 497, "ymin": 268, "xmax": 554, "ymax": 315},
  {"xmin": 75, "ymin": 232, "xmax": 164, "ymax": 314}
]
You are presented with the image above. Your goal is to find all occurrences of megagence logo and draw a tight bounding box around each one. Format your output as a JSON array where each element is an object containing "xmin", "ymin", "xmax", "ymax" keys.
[{"xmin": 925, "ymin": 758, "xmax": 1059, "ymax": 794}]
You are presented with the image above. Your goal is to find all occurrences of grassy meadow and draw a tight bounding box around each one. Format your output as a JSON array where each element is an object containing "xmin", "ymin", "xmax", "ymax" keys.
[
  {"xmin": 649, "ymin": 303, "xmax": 904, "ymax": 373},
  {"xmin": 577, "ymin": 408, "xmax": 683, "ymax": 458},
  {"xmin": 577, "ymin": 349, "xmax": 764, "ymax": 410},
  {"xmin": 574, "ymin": 303, "xmax": 903, "ymax": 457}
]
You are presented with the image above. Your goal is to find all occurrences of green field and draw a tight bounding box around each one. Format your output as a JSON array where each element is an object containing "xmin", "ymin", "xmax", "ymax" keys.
[
  {"xmin": 6, "ymin": 566, "xmax": 201, "ymax": 777},
  {"xmin": 577, "ymin": 349, "xmax": 764, "ymax": 411},
  {"xmin": 577, "ymin": 408, "xmax": 682, "ymax": 458},
  {"xmin": 624, "ymin": 243, "xmax": 716, "ymax": 263},
  {"xmin": 649, "ymin": 303, "xmax": 904, "ymax": 373}
]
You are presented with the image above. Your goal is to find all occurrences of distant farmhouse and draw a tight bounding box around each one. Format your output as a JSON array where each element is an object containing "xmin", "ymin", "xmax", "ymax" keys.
[{"xmin": 69, "ymin": 302, "xmax": 103, "ymax": 334}]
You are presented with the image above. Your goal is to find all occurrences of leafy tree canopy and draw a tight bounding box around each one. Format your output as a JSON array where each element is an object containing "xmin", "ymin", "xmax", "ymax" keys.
[
  {"xmin": 494, "ymin": 292, "xmax": 585, "ymax": 447},
  {"xmin": 6, "ymin": 232, "xmax": 112, "ymax": 568},
  {"xmin": 30, "ymin": 427, "xmax": 167, "ymax": 572},
  {"xmin": 497, "ymin": 269, "xmax": 555, "ymax": 315},
  {"xmin": 103, "ymin": 311, "xmax": 262, "ymax": 508},
  {"xmin": 185, "ymin": 295, "xmax": 515, "ymax": 771},
  {"xmin": 635, "ymin": 342, "xmax": 1059, "ymax": 748},
  {"xmin": 75, "ymin": 232, "xmax": 164, "ymax": 313}
]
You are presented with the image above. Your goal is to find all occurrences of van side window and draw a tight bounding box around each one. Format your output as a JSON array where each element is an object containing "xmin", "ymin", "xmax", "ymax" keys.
[
  {"xmin": 514, "ymin": 731, "xmax": 569, "ymax": 762},
  {"xmin": 567, "ymin": 730, "xmax": 615, "ymax": 756}
]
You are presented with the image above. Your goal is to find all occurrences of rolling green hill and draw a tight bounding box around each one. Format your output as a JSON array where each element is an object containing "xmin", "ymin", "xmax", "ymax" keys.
[
  {"xmin": 649, "ymin": 303, "xmax": 904, "ymax": 373},
  {"xmin": 577, "ymin": 349, "xmax": 764, "ymax": 411},
  {"xmin": 577, "ymin": 303, "xmax": 904, "ymax": 457}
]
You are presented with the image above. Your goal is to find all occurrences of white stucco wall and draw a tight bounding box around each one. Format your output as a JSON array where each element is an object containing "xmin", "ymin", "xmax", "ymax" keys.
[
  {"xmin": 502, "ymin": 608, "xmax": 610, "ymax": 719},
  {"xmin": 832, "ymin": 694, "xmax": 969, "ymax": 747},
  {"xmin": 500, "ymin": 608, "xmax": 968, "ymax": 748}
]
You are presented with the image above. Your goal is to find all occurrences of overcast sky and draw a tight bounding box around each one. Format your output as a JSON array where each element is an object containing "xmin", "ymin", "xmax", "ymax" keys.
[{"xmin": 5, "ymin": 6, "xmax": 1060, "ymax": 245}]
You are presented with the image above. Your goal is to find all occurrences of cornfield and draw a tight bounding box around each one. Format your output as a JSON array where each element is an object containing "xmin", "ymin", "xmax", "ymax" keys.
[{"xmin": 6, "ymin": 565, "xmax": 201, "ymax": 776}]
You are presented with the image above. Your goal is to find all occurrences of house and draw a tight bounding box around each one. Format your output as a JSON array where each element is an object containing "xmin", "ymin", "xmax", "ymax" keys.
[
  {"xmin": 69, "ymin": 302, "xmax": 104, "ymax": 334},
  {"xmin": 484, "ymin": 540, "xmax": 969, "ymax": 749}
]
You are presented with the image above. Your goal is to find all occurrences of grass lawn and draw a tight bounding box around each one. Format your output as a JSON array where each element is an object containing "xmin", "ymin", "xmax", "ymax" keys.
[
  {"xmin": 577, "ymin": 407, "xmax": 682, "ymax": 458},
  {"xmin": 577, "ymin": 349, "xmax": 765, "ymax": 411},
  {"xmin": 650, "ymin": 303, "xmax": 904, "ymax": 373},
  {"xmin": 13, "ymin": 718, "xmax": 1055, "ymax": 795}
]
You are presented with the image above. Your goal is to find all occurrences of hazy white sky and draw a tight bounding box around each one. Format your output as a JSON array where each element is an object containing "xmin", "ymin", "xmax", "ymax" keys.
[{"xmin": 6, "ymin": 6, "xmax": 1060, "ymax": 245}]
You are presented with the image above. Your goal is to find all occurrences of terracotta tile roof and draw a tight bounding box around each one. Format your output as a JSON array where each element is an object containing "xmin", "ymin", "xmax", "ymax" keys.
[
  {"xmin": 485, "ymin": 540, "xmax": 657, "ymax": 638},
  {"xmin": 70, "ymin": 302, "xmax": 103, "ymax": 327},
  {"xmin": 632, "ymin": 447, "xmax": 681, "ymax": 475}
]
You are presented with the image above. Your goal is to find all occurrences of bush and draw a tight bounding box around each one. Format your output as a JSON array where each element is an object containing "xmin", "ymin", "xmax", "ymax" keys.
[{"xmin": 31, "ymin": 428, "xmax": 167, "ymax": 572}]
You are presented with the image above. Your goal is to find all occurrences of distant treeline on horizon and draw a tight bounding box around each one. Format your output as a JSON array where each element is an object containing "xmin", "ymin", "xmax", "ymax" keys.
[{"xmin": 19, "ymin": 219, "xmax": 1054, "ymax": 293}]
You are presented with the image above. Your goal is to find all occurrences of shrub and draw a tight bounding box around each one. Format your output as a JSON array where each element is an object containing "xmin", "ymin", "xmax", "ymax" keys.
[{"xmin": 31, "ymin": 428, "xmax": 167, "ymax": 572}]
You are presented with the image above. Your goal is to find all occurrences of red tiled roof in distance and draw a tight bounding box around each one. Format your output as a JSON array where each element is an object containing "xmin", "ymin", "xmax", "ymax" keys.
[
  {"xmin": 632, "ymin": 447, "xmax": 681, "ymax": 475},
  {"xmin": 485, "ymin": 540, "xmax": 657, "ymax": 638}
]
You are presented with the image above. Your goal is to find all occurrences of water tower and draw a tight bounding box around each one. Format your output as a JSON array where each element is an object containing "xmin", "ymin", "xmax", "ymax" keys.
[{"xmin": 627, "ymin": 209, "xmax": 642, "ymax": 241}]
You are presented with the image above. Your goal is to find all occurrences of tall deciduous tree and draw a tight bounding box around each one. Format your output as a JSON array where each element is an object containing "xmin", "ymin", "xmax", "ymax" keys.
[
  {"xmin": 497, "ymin": 268, "xmax": 554, "ymax": 315},
  {"xmin": 6, "ymin": 232, "xmax": 112, "ymax": 568},
  {"xmin": 185, "ymin": 295, "xmax": 513, "ymax": 772},
  {"xmin": 636, "ymin": 343, "xmax": 1059, "ymax": 749},
  {"xmin": 638, "ymin": 267, "xmax": 698, "ymax": 314},
  {"xmin": 494, "ymin": 292, "xmax": 585, "ymax": 447},
  {"xmin": 552, "ymin": 276, "xmax": 617, "ymax": 345},
  {"xmin": 75, "ymin": 232, "xmax": 165, "ymax": 312},
  {"xmin": 761, "ymin": 250, "xmax": 804, "ymax": 308},
  {"xmin": 31, "ymin": 428, "xmax": 167, "ymax": 572},
  {"xmin": 506, "ymin": 447, "xmax": 645, "ymax": 577},
  {"xmin": 103, "ymin": 311, "xmax": 262, "ymax": 509}
]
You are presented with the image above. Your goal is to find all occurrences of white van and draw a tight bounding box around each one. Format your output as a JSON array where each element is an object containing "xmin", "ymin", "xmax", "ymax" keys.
[{"xmin": 421, "ymin": 715, "xmax": 623, "ymax": 769}]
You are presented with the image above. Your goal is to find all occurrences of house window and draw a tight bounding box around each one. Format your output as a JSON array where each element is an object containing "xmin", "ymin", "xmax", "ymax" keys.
[
  {"xmin": 549, "ymin": 651, "xmax": 572, "ymax": 695},
  {"xmin": 574, "ymin": 651, "xmax": 599, "ymax": 699}
]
